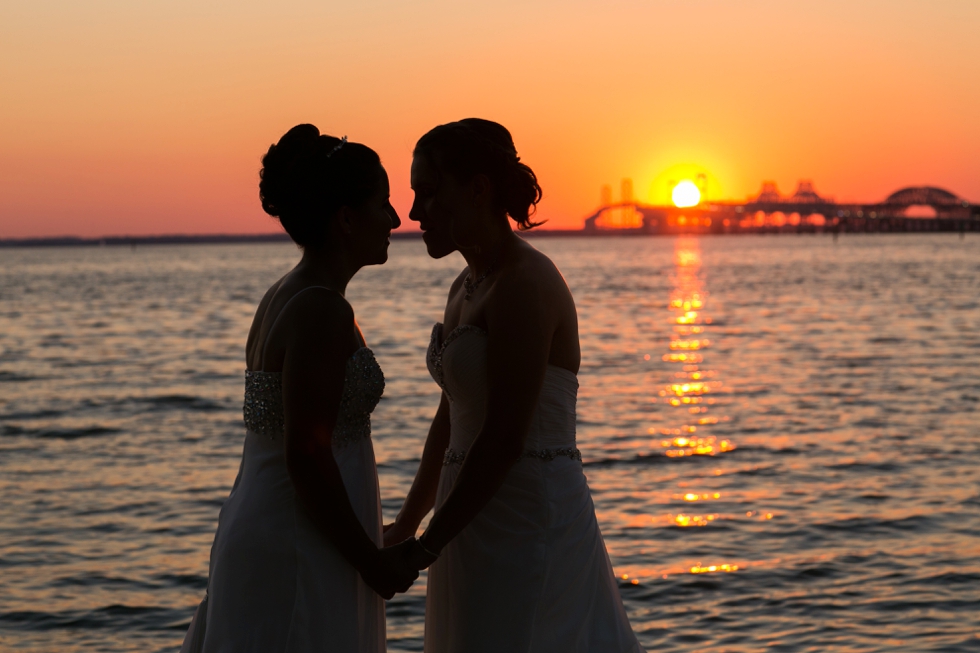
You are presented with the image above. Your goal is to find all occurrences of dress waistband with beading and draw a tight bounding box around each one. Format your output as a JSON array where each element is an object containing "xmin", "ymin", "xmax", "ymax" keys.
[{"xmin": 443, "ymin": 446, "xmax": 582, "ymax": 465}]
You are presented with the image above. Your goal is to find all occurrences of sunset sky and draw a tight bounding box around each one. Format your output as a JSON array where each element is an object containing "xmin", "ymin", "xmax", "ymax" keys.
[{"xmin": 1, "ymin": 0, "xmax": 978, "ymax": 238}]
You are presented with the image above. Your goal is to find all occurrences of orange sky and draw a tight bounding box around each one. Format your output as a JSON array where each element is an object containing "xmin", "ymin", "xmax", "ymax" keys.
[{"xmin": 1, "ymin": 0, "xmax": 978, "ymax": 238}]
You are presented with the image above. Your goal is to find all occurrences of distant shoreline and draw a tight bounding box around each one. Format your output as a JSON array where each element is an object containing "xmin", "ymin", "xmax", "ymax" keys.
[
  {"xmin": 2, "ymin": 225, "xmax": 972, "ymax": 248},
  {"xmin": 0, "ymin": 230, "xmax": 590, "ymax": 248}
]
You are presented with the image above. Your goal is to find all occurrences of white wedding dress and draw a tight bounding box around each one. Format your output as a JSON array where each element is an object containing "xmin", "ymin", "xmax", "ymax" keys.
[
  {"xmin": 181, "ymin": 347, "xmax": 387, "ymax": 653},
  {"xmin": 424, "ymin": 323, "xmax": 645, "ymax": 653}
]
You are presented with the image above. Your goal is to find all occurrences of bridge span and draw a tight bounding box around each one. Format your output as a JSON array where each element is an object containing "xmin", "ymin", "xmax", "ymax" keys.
[{"xmin": 583, "ymin": 183, "xmax": 979, "ymax": 235}]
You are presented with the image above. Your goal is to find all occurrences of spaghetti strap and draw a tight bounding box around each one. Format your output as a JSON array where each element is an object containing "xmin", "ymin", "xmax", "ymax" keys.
[{"xmin": 260, "ymin": 285, "xmax": 341, "ymax": 364}]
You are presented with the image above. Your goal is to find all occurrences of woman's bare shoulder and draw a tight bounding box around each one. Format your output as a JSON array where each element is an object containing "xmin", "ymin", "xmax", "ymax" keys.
[
  {"xmin": 256, "ymin": 278, "xmax": 285, "ymax": 318},
  {"xmin": 278, "ymin": 285, "xmax": 354, "ymax": 332},
  {"xmin": 248, "ymin": 281, "xmax": 354, "ymax": 368},
  {"xmin": 503, "ymin": 241, "xmax": 569, "ymax": 293},
  {"xmin": 258, "ymin": 279, "xmax": 351, "ymax": 338},
  {"xmin": 248, "ymin": 278, "xmax": 285, "ymax": 340}
]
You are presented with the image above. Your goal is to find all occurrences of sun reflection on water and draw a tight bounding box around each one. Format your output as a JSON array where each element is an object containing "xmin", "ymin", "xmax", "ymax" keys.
[
  {"xmin": 690, "ymin": 563, "xmax": 740, "ymax": 574},
  {"xmin": 656, "ymin": 238, "xmax": 734, "ymax": 459},
  {"xmin": 672, "ymin": 513, "xmax": 718, "ymax": 526},
  {"xmin": 678, "ymin": 492, "xmax": 722, "ymax": 501},
  {"xmin": 610, "ymin": 240, "xmax": 775, "ymax": 586}
]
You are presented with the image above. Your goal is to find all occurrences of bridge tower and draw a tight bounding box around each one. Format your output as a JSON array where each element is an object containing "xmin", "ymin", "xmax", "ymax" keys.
[
  {"xmin": 600, "ymin": 184, "xmax": 612, "ymax": 208},
  {"xmin": 755, "ymin": 181, "xmax": 781, "ymax": 203},
  {"xmin": 618, "ymin": 179, "xmax": 641, "ymax": 228},
  {"xmin": 696, "ymin": 173, "xmax": 707, "ymax": 201},
  {"xmin": 621, "ymin": 178, "xmax": 633, "ymax": 204}
]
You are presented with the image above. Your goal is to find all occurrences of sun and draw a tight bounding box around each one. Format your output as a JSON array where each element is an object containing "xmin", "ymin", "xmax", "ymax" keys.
[{"xmin": 672, "ymin": 180, "xmax": 701, "ymax": 208}]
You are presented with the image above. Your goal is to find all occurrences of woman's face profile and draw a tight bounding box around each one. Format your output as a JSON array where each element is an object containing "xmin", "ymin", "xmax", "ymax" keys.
[
  {"xmin": 409, "ymin": 153, "xmax": 461, "ymax": 259},
  {"xmin": 348, "ymin": 166, "xmax": 400, "ymax": 266}
]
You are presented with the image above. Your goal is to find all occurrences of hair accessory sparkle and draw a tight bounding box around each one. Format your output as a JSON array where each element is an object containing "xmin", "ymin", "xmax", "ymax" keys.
[{"xmin": 327, "ymin": 136, "xmax": 347, "ymax": 158}]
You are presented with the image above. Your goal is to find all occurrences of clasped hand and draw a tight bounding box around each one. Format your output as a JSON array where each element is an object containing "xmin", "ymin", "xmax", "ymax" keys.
[
  {"xmin": 361, "ymin": 537, "xmax": 419, "ymax": 600},
  {"xmin": 384, "ymin": 521, "xmax": 440, "ymax": 571}
]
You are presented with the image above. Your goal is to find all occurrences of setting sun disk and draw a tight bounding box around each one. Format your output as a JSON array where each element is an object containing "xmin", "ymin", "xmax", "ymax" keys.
[{"xmin": 672, "ymin": 180, "xmax": 701, "ymax": 208}]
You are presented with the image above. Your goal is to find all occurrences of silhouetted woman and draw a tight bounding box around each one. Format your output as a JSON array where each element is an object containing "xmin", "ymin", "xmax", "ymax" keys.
[
  {"xmin": 181, "ymin": 125, "xmax": 417, "ymax": 653},
  {"xmin": 384, "ymin": 119, "xmax": 645, "ymax": 652}
]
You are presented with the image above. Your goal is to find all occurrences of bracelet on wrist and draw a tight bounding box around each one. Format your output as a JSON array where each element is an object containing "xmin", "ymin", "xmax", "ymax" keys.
[{"xmin": 417, "ymin": 535, "xmax": 441, "ymax": 559}]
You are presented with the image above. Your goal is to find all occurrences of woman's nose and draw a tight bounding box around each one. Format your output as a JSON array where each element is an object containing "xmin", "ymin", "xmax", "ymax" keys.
[{"xmin": 409, "ymin": 198, "xmax": 423, "ymax": 223}]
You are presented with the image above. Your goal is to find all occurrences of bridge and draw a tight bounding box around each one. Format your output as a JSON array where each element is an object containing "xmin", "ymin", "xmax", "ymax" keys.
[{"xmin": 583, "ymin": 182, "xmax": 980, "ymax": 235}]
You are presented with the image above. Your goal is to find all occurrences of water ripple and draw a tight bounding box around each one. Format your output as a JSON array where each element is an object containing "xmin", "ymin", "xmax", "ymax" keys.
[{"xmin": 1, "ymin": 237, "xmax": 978, "ymax": 652}]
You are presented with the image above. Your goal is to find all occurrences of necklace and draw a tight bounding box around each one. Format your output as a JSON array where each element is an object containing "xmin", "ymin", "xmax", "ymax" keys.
[{"xmin": 463, "ymin": 258, "xmax": 497, "ymax": 300}]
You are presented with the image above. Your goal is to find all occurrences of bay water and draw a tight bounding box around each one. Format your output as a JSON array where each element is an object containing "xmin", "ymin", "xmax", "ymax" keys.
[{"xmin": 1, "ymin": 234, "xmax": 978, "ymax": 651}]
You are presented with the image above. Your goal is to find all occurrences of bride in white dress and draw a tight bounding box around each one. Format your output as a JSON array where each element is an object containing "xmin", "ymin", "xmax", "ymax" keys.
[
  {"xmin": 181, "ymin": 124, "xmax": 417, "ymax": 653},
  {"xmin": 384, "ymin": 119, "xmax": 645, "ymax": 652}
]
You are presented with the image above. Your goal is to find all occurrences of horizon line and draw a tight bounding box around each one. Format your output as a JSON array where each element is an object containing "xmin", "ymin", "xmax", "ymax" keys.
[{"xmin": 0, "ymin": 228, "xmax": 592, "ymax": 248}]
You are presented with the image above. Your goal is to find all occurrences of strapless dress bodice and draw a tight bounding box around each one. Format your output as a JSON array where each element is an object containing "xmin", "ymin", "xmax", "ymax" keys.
[
  {"xmin": 423, "ymin": 322, "xmax": 645, "ymax": 652},
  {"xmin": 426, "ymin": 323, "xmax": 580, "ymax": 463},
  {"xmin": 243, "ymin": 347, "xmax": 385, "ymax": 446}
]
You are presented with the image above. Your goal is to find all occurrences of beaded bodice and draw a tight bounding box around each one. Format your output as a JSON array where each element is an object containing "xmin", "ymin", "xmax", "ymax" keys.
[{"xmin": 243, "ymin": 348, "xmax": 385, "ymax": 445}]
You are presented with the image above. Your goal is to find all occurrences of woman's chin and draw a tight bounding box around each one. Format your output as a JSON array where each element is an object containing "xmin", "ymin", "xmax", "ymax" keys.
[
  {"xmin": 365, "ymin": 243, "xmax": 389, "ymax": 266},
  {"xmin": 422, "ymin": 229, "xmax": 456, "ymax": 259}
]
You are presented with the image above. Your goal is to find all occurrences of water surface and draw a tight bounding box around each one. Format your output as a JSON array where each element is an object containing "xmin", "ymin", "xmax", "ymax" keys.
[{"xmin": 1, "ymin": 235, "xmax": 978, "ymax": 651}]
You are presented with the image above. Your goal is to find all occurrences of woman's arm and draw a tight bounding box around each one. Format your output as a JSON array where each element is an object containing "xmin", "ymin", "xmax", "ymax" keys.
[
  {"xmin": 384, "ymin": 393, "xmax": 451, "ymax": 545},
  {"xmin": 416, "ymin": 273, "xmax": 555, "ymax": 557},
  {"xmin": 281, "ymin": 290, "xmax": 417, "ymax": 598},
  {"xmin": 384, "ymin": 269, "xmax": 469, "ymax": 546}
]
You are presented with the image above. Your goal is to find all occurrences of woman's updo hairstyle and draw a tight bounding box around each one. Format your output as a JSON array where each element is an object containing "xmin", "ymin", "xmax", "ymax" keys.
[
  {"xmin": 414, "ymin": 118, "xmax": 543, "ymax": 230},
  {"xmin": 259, "ymin": 124, "xmax": 382, "ymax": 247}
]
